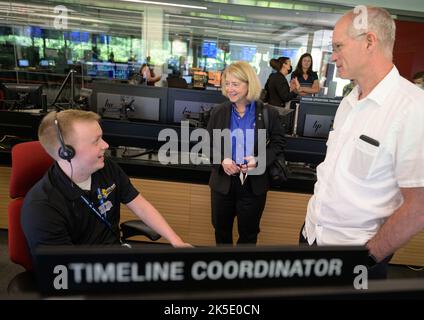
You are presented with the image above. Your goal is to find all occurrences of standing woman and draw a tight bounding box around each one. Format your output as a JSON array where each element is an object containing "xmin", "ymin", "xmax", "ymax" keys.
[
  {"xmin": 207, "ymin": 61, "xmax": 286, "ymax": 245},
  {"xmin": 139, "ymin": 63, "xmax": 161, "ymax": 86},
  {"xmin": 291, "ymin": 53, "xmax": 320, "ymax": 96},
  {"xmin": 266, "ymin": 57, "xmax": 298, "ymax": 107}
]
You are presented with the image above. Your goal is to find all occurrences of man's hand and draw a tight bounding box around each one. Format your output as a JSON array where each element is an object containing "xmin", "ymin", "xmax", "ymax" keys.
[
  {"xmin": 175, "ymin": 242, "xmax": 193, "ymax": 248},
  {"xmin": 171, "ymin": 238, "xmax": 193, "ymax": 248}
]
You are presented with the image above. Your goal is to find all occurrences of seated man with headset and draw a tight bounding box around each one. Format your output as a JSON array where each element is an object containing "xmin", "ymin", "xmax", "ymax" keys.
[{"xmin": 21, "ymin": 109, "xmax": 191, "ymax": 260}]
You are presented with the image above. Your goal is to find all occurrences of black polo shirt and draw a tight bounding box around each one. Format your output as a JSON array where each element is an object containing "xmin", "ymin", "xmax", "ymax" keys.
[{"xmin": 21, "ymin": 158, "xmax": 139, "ymax": 258}]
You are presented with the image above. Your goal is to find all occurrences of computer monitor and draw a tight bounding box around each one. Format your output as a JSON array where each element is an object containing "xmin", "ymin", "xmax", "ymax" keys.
[
  {"xmin": 296, "ymin": 97, "xmax": 341, "ymax": 139},
  {"xmin": 182, "ymin": 75, "xmax": 192, "ymax": 85},
  {"xmin": 92, "ymin": 82, "xmax": 168, "ymax": 124},
  {"xmin": 303, "ymin": 114, "xmax": 335, "ymax": 138},
  {"xmin": 2, "ymin": 83, "xmax": 43, "ymax": 109},
  {"xmin": 39, "ymin": 59, "xmax": 49, "ymax": 67},
  {"xmin": 168, "ymin": 87, "xmax": 227, "ymax": 124},
  {"xmin": 18, "ymin": 59, "xmax": 29, "ymax": 67}
]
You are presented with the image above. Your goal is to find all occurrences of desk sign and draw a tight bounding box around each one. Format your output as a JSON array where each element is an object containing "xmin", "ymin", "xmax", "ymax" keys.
[{"xmin": 35, "ymin": 245, "xmax": 368, "ymax": 295}]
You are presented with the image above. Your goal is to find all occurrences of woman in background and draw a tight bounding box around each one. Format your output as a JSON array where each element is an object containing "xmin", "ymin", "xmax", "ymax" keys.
[
  {"xmin": 291, "ymin": 53, "xmax": 320, "ymax": 96},
  {"xmin": 207, "ymin": 61, "xmax": 285, "ymax": 245},
  {"xmin": 139, "ymin": 57, "xmax": 161, "ymax": 86},
  {"xmin": 265, "ymin": 57, "xmax": 297, "ymax": 107}
]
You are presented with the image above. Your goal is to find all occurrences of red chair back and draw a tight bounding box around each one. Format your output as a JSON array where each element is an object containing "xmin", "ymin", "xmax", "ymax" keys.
[{"xmin": 8, "ymin": 141, "xmax": 54, "ymax": 271}]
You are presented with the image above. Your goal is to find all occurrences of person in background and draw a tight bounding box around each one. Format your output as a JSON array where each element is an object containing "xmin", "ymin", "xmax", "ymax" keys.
[
  {"xmin": 139, "ymin": 56, "xmax": 161, "ymax": 86},
  {"xmin": 300, "ymin": 7, "xmax": 424, "ymax": 279},
  {"xmin": 291, "ymin": 53, "xmax": 320, "ymax": 96},
  {"xmin": 207, "ymin": 61, "xmax": 285, "ymax": 245},
  {"xmin": 108, "ymin": 51, "xmax": 115, "ymax": 63},
  {"xmin": 412, "ymin": 71, "xmax": 424, "ymax": 89},
  {"xmin": 342, "ymin": 79, "xmax": 356, "ymax": 96},
  {"xmin": 264, "ymin": 57, "xmax": 298, "ymax": 107},
  {"xmin": 21, "ymin": 110, "xmax": 191, "ymax": 260}
]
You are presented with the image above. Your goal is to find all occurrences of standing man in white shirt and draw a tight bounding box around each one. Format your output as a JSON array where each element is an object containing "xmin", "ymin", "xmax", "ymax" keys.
[{"xmin": 301, "ymin": 6, "xmax": 424, "ymax": 279}]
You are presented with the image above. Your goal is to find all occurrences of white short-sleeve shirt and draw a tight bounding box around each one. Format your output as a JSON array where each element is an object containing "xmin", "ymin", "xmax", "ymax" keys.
[{"xmin": 305, "ymin": 66, "xmax": 424, "ymax": 246}]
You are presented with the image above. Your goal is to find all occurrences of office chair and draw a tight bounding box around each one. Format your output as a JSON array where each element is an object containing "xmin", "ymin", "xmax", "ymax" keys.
[
  {"xmin": 7, "ymin": 141, "xmax": 160, "ymax": 294},
  {"xmin": 166, "ymin": 75, "xmax": 188, "ymax": 89}
]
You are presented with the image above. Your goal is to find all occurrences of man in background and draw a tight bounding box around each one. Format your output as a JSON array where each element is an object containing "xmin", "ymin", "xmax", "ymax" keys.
[{"xmin": 412, "ymin": 71, "xmax": 424, "ymax": 89}]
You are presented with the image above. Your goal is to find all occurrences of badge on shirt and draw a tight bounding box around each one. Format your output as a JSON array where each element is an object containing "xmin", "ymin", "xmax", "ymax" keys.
[{"xmin": 98, "ymin": 200, "xmax": 113, "ymax": 216}]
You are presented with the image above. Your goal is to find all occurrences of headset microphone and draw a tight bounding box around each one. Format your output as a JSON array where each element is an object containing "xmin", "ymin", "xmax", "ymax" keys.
[{"xmin": 54, "ymin": 113, "xmax": 75, "ymax": 162}]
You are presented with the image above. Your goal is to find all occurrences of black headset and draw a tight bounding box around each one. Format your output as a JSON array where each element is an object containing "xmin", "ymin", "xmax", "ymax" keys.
[{"xmin": 54, "ymin": 113, "xmax": 75, "ymax": 161}]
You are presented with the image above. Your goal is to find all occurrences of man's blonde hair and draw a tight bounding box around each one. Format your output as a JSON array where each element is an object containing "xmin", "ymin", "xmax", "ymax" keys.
[
  {"xmin": 221, "ymin": 61, "xmax": 261, "ymax": 102},
  {"xmin": 38, "ymin": 109, "xmax": 100, "ymax": 160},
  {"xmin": 347, "ymin": 6, "xmax": 396, "ymax": 60}
]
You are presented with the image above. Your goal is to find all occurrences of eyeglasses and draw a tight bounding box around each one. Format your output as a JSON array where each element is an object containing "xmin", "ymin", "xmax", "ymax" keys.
[
  {"xmin": 329, "ymin": 32, "xmax": 367, "ymax": 53},
  {"xmin": 224, "ymin": 81, "xmax": 246, "ymax": 88}
]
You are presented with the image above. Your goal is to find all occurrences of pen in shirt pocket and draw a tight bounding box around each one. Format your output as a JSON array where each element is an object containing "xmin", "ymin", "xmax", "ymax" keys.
[{"xmin": 359, "ymin": 134, "xmax": 380, "ymax": 147}]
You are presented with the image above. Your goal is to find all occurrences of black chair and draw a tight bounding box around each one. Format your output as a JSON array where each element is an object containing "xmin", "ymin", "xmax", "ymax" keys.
[{"xmin": 167, "ymin": 76, "xmax": 188, "ymax": 88}]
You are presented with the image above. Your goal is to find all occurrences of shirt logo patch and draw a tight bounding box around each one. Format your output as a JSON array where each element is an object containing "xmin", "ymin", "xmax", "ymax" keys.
[{"xmin": 98, "ymin": 184, "xmax": 116, "ymax": 200}]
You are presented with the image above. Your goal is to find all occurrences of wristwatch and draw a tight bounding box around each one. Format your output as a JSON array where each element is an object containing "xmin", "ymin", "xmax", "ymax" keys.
[{"xmin": 367, "ymin": 253, "xmax": 378, "ymax": 268}]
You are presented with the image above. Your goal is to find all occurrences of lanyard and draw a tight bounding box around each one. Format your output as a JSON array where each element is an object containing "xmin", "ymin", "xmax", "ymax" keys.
[
  {"xmin": 79, "ymin": 190, "xmax": 132, "ymax": 248},
  {"xmin": 80, "ymin": 194, "xmax": 113, "ymax": 229}
]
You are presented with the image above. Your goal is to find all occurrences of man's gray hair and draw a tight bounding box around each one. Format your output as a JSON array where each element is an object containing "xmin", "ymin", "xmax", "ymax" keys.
[{"xmin": 348, "ymin": 6, "xmax": 396, "ymax": 59}]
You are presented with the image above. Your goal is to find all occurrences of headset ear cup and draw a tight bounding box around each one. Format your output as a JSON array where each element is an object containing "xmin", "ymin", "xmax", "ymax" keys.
[{"xmin": 58, "ymin": 144, "xmax": 75, "ymax": 161}]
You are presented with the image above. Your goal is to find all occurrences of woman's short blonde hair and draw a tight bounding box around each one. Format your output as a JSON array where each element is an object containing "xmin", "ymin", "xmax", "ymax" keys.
[{"xmin": 221, "ymin": 61, "xmax": 261, "ymax": 102}]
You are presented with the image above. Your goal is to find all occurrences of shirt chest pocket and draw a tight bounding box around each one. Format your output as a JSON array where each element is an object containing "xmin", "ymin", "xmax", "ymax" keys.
[{"xmin": 348, "ymin": 138, "xmax": 380, "ymax": 179}]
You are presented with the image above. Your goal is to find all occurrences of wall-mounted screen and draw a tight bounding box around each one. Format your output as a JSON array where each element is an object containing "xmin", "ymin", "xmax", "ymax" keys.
[
  {"xmin": 30, "ymin": 26, "xmax": 43, "ymax": 38},
  {"xmin": 230, "ymin": 45, "xmax": 256, "ymax": 62},
  {"xmin": 202, "ymin": 41, "xmax": 217, "ymax": 58},
  {"xmin": 67, "ymin": 31, "xmax": 90, "ymax": 43}
]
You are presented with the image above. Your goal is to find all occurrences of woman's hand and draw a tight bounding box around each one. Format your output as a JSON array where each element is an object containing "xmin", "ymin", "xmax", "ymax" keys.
[
  {"xmin": 240, "ymin": 156, "xmax": 256, "ymax": 173},
  {"xmin": 222, "ymin": 158, "xmax": 240, "ymax": 175},
  {"xmin": 290, "ymin": 78, "xmax": 300, "ymax": 93}
]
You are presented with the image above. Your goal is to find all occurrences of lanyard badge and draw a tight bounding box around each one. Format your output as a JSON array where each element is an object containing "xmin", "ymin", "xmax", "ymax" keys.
[{"xmin": 97, "ymin": 188, "xmax": 113, "ymax": 216}]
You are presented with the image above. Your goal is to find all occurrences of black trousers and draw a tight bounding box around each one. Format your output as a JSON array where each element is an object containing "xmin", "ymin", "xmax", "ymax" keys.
[
  {"xmin": 298, "ymin": 223, "xmax": 392, "ymax": 280},
  {"xmin": 211, "ymin": 176, "xmax": 267, "ymax": 245}
]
